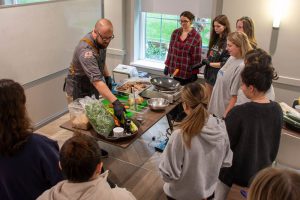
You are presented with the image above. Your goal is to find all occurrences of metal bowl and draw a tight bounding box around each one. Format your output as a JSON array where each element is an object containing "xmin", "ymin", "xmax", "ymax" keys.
[
  {"xmin": 150, "ymin": 77, "xmax": 180, "ymax": 91},
  {"xmin": 147, "ymin": 98, "xmax": 169, "ymax": 111}
]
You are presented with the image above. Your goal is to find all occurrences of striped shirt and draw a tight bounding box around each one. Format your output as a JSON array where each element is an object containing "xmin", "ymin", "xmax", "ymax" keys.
[{"xmin": 165, "ymin": 28, "xmax": 202, "ymax": 79}]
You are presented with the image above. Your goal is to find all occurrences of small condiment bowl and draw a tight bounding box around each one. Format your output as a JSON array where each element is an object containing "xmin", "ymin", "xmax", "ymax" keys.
[
  {"xmin": 113, "ymin": 127, "xmax": 124, "ymax": 137},
  {"xmin": 136, "ymin": 113, "xmax": 144, "ymax": 123}
]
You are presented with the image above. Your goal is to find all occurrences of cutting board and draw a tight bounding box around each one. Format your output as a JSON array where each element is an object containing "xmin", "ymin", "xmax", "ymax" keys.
[{"xmin": 102, "ymin": 94, "xmax": 148, "ymax": 118}]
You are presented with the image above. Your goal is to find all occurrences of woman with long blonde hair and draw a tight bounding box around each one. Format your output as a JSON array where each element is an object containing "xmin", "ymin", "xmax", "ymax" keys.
[
  {"xmin": 159, "ymin": 82, "xmax": 232, "ymax": 200},
  {"xmin": 236, "ymin": 16, "xmax": 257, "ymax": 49},
  {"xmin": 208, "ymin": 31, "xmax": 253, "ymax": 118}
]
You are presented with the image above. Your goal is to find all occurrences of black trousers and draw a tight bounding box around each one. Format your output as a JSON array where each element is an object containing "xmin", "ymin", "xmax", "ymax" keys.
[
  {"xmin": 166, "ymin": 193, "xmax": 214, "ymax": 200},
  {"xmin": 168, "ymin": 74, "xmax": 198, "ymax": 123}
]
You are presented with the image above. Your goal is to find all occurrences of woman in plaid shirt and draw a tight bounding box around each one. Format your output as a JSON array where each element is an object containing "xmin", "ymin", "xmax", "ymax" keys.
[{"xmin": 164, "ymin": 11, "xmax": 202, "ymax": 85}]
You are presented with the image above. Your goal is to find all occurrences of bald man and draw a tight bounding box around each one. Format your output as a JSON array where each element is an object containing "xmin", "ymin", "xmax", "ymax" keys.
[
  {"xmin": 65, "ymin": 18, "xmax": 125, "ymax": 123},
  {"xmin": 64, "ymin": 19, "xmax": 125, "ymax": 157}
]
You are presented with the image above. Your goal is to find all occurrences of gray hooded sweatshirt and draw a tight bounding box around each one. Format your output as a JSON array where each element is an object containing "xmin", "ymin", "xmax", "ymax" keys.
[
  {"xmin": 159, "ymin": 115, "xmax": 233, "ymax": 200},
  {"xmin": 37, "ymin": 171, "xmax": 136, "ymax": 200}
]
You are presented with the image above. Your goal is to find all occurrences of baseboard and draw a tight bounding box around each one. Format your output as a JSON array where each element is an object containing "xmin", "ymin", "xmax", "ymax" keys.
[{"xmin": 33, "ymin": 108, "xmax": 68, "ymax": 130}]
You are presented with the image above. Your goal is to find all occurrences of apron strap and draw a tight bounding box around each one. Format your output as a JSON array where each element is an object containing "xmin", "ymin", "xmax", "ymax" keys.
[
  {"xmin": 80, "ymin": 37, "xmax": 98, "ymax": 52},
  {"xmin": 68, "ymin": 37, "xmax": 99, "ymax": 76}
]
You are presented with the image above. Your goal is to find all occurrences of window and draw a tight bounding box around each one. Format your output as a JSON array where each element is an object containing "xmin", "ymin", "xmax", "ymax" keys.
[
  {"xmin": 1, "ymin": 0, "xmax": 49, "ymax": 6},
  {"xmin": 141, "ymin": 12, "xmax": 211, "ymax": 62}
]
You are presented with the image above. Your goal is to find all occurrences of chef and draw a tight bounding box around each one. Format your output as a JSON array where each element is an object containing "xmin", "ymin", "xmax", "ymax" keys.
[
  {"xmin": 64, "ymin": 18, "xmax": 125, "ymax": 123},
  {"xmin": 64, "ymin": 18, "xmax": 125, "ymax": 159}
]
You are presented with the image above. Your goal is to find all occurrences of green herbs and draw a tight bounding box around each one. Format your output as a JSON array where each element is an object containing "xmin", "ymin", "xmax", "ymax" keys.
[{"xmin": 85, "ymin": 101, "xmax": 115, "ymax": 137}]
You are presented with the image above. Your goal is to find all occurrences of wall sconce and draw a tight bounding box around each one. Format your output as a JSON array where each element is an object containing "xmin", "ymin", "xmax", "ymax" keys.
[
  {"xmin": 273, "ymin": 0, "xmax": 285, "ymax": 28},
  {"xmin": 273, "ymin": 14, "xmax": 281, "ymax": 28}
]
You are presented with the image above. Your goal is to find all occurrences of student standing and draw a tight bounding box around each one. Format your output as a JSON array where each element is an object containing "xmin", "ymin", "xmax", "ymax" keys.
[
  {"xmin": 203, "ymin": 14, "xmax": 231, "ymax": 99},
  {"xmin": 215, "ymin": 49, "xmax": 283, "ymax": 200},
  {"xmin": 164, "ymin": 11, "xmax": 202, "ymax": 122},
  {"xmin": 235, "ymin": 16, "xmax": 275, "ymax": 105},
  {"xmin": 208, "ymin": 31, "xmax": 252, "ymax": 118},
  {"xmin": 164, "ymin": 11, "xmax": 202, "ymax": 85},
  {"xmin": 236, "ymin": 16, "xmax": 257, "ymax": 49},
  {"xmin": 159, "ymin": 82, "xmax": 232, "ymax": 200}
]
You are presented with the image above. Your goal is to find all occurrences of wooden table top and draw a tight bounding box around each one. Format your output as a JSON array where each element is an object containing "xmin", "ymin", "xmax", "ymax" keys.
[{"xmin": 60, "ymin": 100, "xmax": 181, "ymax": 148}]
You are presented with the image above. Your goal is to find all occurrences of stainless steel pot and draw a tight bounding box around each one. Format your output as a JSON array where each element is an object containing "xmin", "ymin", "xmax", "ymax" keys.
[{"xmin": 150, "ymin": 77, "xmax": 180, "ymax": 91}]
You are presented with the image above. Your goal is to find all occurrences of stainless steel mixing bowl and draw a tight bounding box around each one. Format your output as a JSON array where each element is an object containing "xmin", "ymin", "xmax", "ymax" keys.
[{"xmin": 147, "ymin": 98, "xmax": 169, "ymax": 111}]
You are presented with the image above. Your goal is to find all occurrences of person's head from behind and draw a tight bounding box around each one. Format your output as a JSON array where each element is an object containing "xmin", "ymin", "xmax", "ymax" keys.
[
  {"xmin": 180, "ymin": 82, "xmax": 209, "ymax": 148},
  {"xmin": 248, "ymin": 167, "xmax": 300, "ymax": 200},
  {"xmin": 236, "ymin": 16, "xmax": 257, "ymax": 48},
  {"xmin": 179, "ymin": 11, "xmax": 195, "ymax": 30},
  {"xmin": 227, "ymin": 31, "xmax": 252, "ymax": 59},
  {"xmin": 93, "ymin": 18, "xmax": 114, "ymax": 49},
  {"xmin": 0, "ymin": 79, "xmax": 31, "ymax": 156},
  {"xmin": 59, "ymin": 134, "xmax": 102, "ymax": 182},
  {"xmin": 241, "ymin": 48, "xmax": 278, "ymax": 99}
]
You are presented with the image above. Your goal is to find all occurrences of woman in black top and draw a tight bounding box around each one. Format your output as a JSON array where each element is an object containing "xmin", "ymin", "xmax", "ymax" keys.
[
  {"xmin": 214, "ymin": 49, "xmax": 283, "ymax": 200},
  {"xmin": 203, "ymin": 14, "xmax": 231, "ymax": 99}
]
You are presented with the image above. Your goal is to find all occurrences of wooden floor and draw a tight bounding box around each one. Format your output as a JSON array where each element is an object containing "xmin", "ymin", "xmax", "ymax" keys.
[{"xmin": 37, "ymin": 114, "xmax": 244, "ymax": 200}]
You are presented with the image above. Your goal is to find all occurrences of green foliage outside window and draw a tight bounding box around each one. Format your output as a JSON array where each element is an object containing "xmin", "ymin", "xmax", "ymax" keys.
[{"xmin": 144, "ymin": 12, "xmax": 211, "ymax": 62}]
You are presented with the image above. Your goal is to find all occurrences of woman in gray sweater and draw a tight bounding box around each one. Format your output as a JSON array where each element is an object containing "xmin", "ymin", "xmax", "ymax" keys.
[{"xmin": 159, "ymin": 82, "xmax": 233, "ymax": 200}]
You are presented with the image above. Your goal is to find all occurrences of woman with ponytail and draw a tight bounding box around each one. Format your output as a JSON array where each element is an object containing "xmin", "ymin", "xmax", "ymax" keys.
[{"xmin": 159, "ymin": 82, "xmax": 233, "ymax": 200}]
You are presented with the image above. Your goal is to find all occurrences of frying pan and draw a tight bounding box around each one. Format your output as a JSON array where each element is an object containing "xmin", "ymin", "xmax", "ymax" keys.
[{"xmin": 150, "ymin": 77, "xmax": 181, "ymax": 91}]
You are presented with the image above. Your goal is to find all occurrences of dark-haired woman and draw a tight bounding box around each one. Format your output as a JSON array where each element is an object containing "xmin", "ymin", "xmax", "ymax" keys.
[
  {"xmin": 164, "ymin": 11, "xmax": 202, "ymax": 122},
  {"xmin": 0, "ymin": 79, "xmax": 63, "ymax": 200},
  {"xmin": 164, "ymin": 11, "xmax": 202, "ymax": 85},
  {"xmin": 203, "ymin": 14, "xmax": 231, "ymax": 99},
  {"xmin": 215, "ymin": 49, "xmax": 283, "ymax": 200}
]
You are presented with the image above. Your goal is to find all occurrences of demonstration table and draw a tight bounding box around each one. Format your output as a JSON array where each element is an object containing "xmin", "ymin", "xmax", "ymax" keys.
[{"xmin": 60, "ymin": 100, "xmax": 180, "ymax": 148}]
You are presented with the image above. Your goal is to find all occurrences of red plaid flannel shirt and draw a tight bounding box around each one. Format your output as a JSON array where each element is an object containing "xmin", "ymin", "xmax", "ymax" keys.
[{"xmin": 165, "ymin": 28, "xmax": 202, "ymax": 79}]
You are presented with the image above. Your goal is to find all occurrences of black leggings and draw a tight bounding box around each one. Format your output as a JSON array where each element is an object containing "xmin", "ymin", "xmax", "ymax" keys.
[{"xmin": 166, "ymin": 193, "xmax": 214, "ymax": 200}]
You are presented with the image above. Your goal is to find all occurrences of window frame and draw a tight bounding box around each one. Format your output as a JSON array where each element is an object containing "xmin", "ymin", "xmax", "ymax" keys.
[{"xmin": 139, "ymin": 12, "xmax": 211, "ymax": 64}]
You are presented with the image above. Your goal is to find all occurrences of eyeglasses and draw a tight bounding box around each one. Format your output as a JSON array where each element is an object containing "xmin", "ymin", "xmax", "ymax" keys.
[
  {"xmin": 179, "ymin": 20, "xmax": 190, "ymax": 24},
  {"xmin": 97, "ymin": 31, "xmax": 114, "ymax": 41}
]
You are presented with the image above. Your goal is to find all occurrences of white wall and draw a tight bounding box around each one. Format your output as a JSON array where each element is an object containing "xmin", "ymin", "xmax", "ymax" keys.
[
  {"xmin": 0, "ymin": 0, "xmax": 102, "ymax": 128},
  {"xmin": 104, "ymin": 0, "xmax": 126, "ymax": 73},
  {"xmin": 223, "ymin": 0, "xmax": 300, "ymax": 104},
  {"xmin": 0, "ymin": 0, "xmax": 101, "ymax": 85}
]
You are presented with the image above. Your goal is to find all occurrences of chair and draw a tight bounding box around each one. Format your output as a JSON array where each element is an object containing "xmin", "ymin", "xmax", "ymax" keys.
[{"xmin": 275, "ymin": 132, "xmax": 300, "ymax": 170}]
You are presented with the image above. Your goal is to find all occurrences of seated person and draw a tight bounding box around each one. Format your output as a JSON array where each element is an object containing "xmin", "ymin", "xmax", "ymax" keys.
[
  {"xmin": 159, "ymin": 82, "xmax": 232, "ymax": 200},
  {"xmin": 0, "ymin": 79, "xmax": 63, "ymax": 200},
  {"xmin": 37, "ymin": 134, "xmax": 136, "ymax": 200},
  {"xmin": 215, "ymin": 49, "xmax": 283, "ymax": 200},
  {"xmin": 248, "ymin": 167, "xmax": 300, "ymax": 200}
]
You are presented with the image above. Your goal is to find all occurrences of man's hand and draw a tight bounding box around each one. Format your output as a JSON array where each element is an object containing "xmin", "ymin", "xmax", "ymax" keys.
[
  {"xmin": 112, "ymin": 99, "xmax": 126, "ymax": 122},
  {"xmin": 163, "ymin": 66, "xmax": 169, "ymax": 76},
  {"xmin": 105, "ymin": 76, "xmax": 113, "ymax": 90},
  {"xmin": 202, "ymin": 59, "xmax": 210, "ymax": 67}
]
